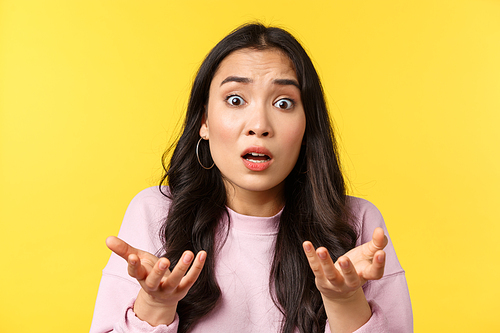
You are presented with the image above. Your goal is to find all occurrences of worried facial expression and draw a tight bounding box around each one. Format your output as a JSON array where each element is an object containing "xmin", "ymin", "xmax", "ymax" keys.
[{"xmin": 199, "ymin": 48, "xmax": 306, "ymax": 204}]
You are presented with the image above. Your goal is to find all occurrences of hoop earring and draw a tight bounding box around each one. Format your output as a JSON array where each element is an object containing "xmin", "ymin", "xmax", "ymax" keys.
[{"xmin": 196, "ymin": 137, "xmax": 214, "ymax": 170}]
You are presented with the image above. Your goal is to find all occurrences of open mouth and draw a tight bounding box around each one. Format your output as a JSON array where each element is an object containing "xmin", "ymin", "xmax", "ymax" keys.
[{"xmin": 243, "ymin": 152, "xmax": 271, "ymax": 163}]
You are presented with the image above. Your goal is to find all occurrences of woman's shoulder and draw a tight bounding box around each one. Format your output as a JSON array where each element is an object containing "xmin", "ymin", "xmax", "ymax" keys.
[
  {"xmin": 346, "ymin": 196, "xmax": 405, "ymax": 275},
  {"xmin": 123, "ymin": 185, "xmax": 171, "ymax": 229},
  {"xmin": 116, "ymin": 186, "xmax": 171, "ymax": 254},
  {"xmin": 346, "ymin": 196, "xmax": 386, "ymax": 244},
  {"xmin": 127, "ymin": 186, "xmax": 171, "ymax": 208},
  {"xmin": 346, "ymin": 196, "xmax": 383, "ymax": 222}
]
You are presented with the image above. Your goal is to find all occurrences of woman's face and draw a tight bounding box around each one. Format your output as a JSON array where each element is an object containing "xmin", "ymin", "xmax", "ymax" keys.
[{"xmin": 200, "ymin": 48, "xmax": 306, "ymax": 207}]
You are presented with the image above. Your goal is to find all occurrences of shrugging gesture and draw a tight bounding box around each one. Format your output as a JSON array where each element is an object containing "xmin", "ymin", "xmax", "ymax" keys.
[
  {"xmin": 106, "ymin": 236, "xmax": 206, "ymax": 327},
  {"xmin": 303, "ymin": 227, "xmax": 388, "ymax": 332}
]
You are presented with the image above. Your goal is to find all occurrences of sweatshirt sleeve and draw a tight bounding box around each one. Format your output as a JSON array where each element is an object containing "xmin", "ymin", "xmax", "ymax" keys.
[
  {"xmin": 325, "ymin": 197, "xmax": 413, "ymax": 333},
  {"xmin": 90, "ymin": 187, "xmax": 179, "ymax": 333},
  {"xmin": 111, "ymin": 298, "xmax": 179, "ymax": 333}
]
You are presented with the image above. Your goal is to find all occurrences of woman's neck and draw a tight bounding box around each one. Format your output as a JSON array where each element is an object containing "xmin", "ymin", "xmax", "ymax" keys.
[{"xmin": 224, "ymin": 182, "xmax": 285, "ymax": 217}]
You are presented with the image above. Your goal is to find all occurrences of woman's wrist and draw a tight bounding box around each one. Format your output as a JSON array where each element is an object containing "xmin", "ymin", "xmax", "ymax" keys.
[
  {"xmin": 133, "ymin": 289, "xmax": 178, "ymax": 326},
  {"xmin": 322, "ymin": 288, "xmax": 372, "ymax": 333}
]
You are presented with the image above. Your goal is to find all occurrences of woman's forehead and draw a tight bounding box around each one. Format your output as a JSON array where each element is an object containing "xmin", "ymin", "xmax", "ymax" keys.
[{"xmin": 213, "ymin": 48, "xmax": 297, "ymax": 81}]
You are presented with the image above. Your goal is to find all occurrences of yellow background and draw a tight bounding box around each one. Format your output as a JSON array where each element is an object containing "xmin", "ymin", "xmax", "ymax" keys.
[{"xmin": 1, "ymin": 0, "xmax": 499, "ymax": 332}]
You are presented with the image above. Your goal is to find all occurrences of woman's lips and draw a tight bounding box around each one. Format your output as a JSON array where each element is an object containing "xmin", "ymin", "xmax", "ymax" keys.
[
  {"xmin": 242, "ymin": 152, "xmax": 270, "ymax": 163},
  {"xmin": 241, "ymin": 147, "xmax": 273, "ymax": 171}
]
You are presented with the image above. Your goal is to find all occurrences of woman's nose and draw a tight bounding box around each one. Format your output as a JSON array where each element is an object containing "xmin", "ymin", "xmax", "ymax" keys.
[{"xmin": 246, "ymin": 104, "xmax": 273, "ymax": 137}]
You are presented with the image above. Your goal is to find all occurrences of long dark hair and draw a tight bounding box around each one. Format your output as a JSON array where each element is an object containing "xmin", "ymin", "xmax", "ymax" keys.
[{"xmin": 159, "ymin": 23, "xmax": 357, "ymax": 333}]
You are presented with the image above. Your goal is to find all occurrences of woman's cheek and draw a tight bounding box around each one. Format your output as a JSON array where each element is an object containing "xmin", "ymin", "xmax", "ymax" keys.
[
  {"xmin": 284, "ymin": 119, "xmax": 306, "ymax": 151},
  {"xmin": 209, "ymin": 119, "xmax": 239, "ymax": 165}
]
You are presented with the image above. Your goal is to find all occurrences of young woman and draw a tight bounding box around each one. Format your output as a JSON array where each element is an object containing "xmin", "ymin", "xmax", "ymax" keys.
[{"xmin": 90, "ymin": 24, "xmax": 412, "ymax": 333}]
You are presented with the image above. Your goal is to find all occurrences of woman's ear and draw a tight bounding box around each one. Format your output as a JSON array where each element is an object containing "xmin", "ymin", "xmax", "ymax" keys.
[{"xmin": 199, "ymin": 110, "xmax": 209, "ymax": 139}]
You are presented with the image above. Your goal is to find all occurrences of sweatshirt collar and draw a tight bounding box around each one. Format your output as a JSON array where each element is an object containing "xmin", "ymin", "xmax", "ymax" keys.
[{"xmin": 225, "ymin": 206, "xmax": 282, "ymax": 234}]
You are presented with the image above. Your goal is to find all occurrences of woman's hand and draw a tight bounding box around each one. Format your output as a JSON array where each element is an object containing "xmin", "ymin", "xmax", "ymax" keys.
[
  {"xmin": 303, "ymin": 227, "xmax": 387, "ymax": 301},
  {"xmin": 303, "ymin": 227, "xmax": 388, "ymax": 332},
  {"xmin": 106, "ymin": 236, "xmax": 206, "ymax": 326}
]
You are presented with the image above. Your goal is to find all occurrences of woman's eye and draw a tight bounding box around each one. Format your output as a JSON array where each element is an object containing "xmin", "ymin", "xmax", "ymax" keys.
[
  {"xmin": 226, "ymin": 95, "xmax": 245, "ymax": 106},
  {"xmin": 274, "ymin": 98, "xmax": 294, "ymax": 110}
]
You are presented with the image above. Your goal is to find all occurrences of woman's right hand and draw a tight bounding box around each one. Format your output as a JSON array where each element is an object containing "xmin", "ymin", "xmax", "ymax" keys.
[{"xmin": 106, "ymin": 236, "xmax": 206, "ymax": 326}]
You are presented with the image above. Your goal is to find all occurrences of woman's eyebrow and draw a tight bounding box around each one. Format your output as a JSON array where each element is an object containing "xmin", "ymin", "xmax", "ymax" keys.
[
  {"xmin": 273, "ymin": 79, "xmax": 300, "ymax": 89},
  {"xmin": 220, "ymin": 76, "xmax": 300, "ymax": 89},
  {"xmin": 220, "ymin": 76, "xmax": 251, "ymax": 86}
]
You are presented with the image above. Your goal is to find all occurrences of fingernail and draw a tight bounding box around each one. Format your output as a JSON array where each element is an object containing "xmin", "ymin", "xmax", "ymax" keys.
[
  {"xmin": 130, "ymin": 259, "xmax": 136, "ymax": 265},
  {"xmin": 378, "ymin": 253, "xmax": 385, "ymax": 263},
  {"xmin": 183, "ymin": 253, "xmax": 193, "ymax": 264},
  {"xmin": 304, "ymin": 243, "xmax": 313, "ymax": 252},
  {"xmin": 318, "ymin": 251, "xmax": 327, "ymax": 260},
  {"xmin": 159, "ymin": 261, "xmax": 167, "ymax": 270},
  {"xmin": 199, "ymin": 252, "xmax": 206, "ymax": 262},
  {"xmin": 340, "ymin": 260, "xmax": 349, "ymax": 269}
]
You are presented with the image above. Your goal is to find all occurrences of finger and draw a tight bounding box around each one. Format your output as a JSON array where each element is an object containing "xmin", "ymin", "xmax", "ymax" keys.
[
  {"xmin": 143, "ymin": 258, "xmax": 171, "ymax": 291},
  {"xmin": 303, "ymin": 241, "xmax": 325, "ymax": 278},
  {"xmin": 163, "ymin": 251, "xmax": 195, "ymax": 291},
  {"xmin": 365, "ymin": 228, "xmax": 388, "ymax": 255},
  {"xmin": 316, "ymin": 247, "xmax": 342, "ymax": 284},
  {"xmin": 337, "ymin": 256, "xmax": 361, "ymax": 289},
  {"xmin": 127, "ymin": 254, "xmax": 148, "ymax": 280},
  {"xmin": 177, "ymin": 251, "xmax": 207, "ymax": 293},
  {"xmin": 363, "ymin": 250, "xmax": 386, "ymax": 280},
  {"xmin": 372, "ymin": 228, "xmax": 388, "ymax": 250},
  {"xmin": 106, "ymin": 236, "xmax": 140, "ymax": 260}
]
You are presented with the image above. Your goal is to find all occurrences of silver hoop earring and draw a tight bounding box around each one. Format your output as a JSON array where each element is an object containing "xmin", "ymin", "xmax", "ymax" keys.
[{"xmin": 196, "ymin": 137, "xmax": 214, "ymax": 170}]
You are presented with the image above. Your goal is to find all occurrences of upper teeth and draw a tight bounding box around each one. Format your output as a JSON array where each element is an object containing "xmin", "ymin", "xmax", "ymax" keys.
[{"xmin": 250, "ymin": 153, "xmax": 266, "ymax": 156}]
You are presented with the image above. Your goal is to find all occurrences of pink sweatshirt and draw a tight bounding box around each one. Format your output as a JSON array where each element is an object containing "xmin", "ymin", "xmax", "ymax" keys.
[{"xmin": 90, "ymin": 187, "xmax": 412, "ymax": 332}]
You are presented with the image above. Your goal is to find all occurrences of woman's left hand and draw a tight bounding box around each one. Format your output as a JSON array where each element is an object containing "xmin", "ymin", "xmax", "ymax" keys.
[{"xmin": 303, "ymin": 227, "xmax": 388, "ymax": 302}]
